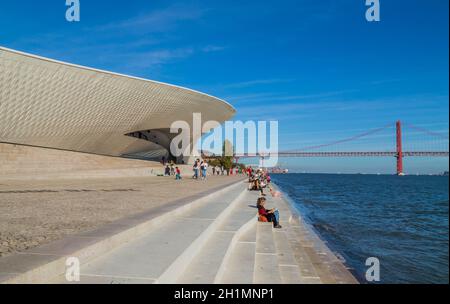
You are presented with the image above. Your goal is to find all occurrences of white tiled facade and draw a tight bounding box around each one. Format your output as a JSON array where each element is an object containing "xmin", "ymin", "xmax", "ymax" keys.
[{"xmin": 0, "ymin": 47, "xmax": 235, "ymax": 158}]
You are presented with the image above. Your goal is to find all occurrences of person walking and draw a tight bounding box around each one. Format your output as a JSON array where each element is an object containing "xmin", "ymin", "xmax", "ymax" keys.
[
  {"xmin": 193, "ymin": 160, "xmax": 199, "ymax": 179},
  {"xmin": 164, "ymin": 165, "xmax": 170, "ymax": 176},
  {"xmin": 202, "ymin": 161, "xmax": 208, "ymax": 180},
  {"xmin": 175, "ymin": 167, "xmax": 182, "ymax": 180},
  {"xmin": 199, "ymin": 161, "xmax": 206, "ymax": 180}
]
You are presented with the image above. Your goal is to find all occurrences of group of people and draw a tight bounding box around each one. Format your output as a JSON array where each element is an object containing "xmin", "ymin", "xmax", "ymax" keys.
[
  {"xmin": 210, "ymin": 165, "xmax": 244, "ymax": 176},
  {"xmin": 164, "ymin": 158, "xmax": 283, "ymax": 228},
  {"xmin": 192, "ymin": 159, "xmax": 209, "ymax": 180},
  {"xmin": 211, "ymin": 165, "xmax": 226, "ymax": 176},
  {"xmin": 192, "ymin": 160, "xmax": 246, "ymax": 179},
  {"xmin": 162, "ymin": 156, "xmax": 248, "ymax": 181},
  {"xmin": 246, "ymin": 167, "xmax": 282, "ymax": 229},
  {"xmin": 164, "ymin": 162, "xmax": 182, "ymax": 180},
  {"xmin": 247, "ymin": 167, "xmax": 271, "ymax": 196}
]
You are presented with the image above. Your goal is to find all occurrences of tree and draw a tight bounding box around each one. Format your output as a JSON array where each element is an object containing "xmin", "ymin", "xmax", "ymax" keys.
[
  {"xmin": 208, "ymin": 158, "xmax": 220, "ymax": 167},
  {"xmin": 220, "ymin": 156, "xmax": 233, "ymax": 171}
]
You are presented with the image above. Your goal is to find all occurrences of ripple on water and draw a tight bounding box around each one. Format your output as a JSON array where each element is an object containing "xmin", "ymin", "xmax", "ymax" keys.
[{"xmin": 272, "ymin": 174, "xmax": 449, "ymax": 284}]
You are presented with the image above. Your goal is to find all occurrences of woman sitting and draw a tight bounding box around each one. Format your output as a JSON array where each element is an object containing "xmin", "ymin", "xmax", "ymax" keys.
[
  {"xmin": 256, "ymin": 197, "xmax": 282, "ymax": 228},
  {"xmin": 253, "ymin": 179, "xmax": 260, "ymax": 190},
  {"xmin": 249, "ymin": 179, "xmax": 266, "ymax": 196}
]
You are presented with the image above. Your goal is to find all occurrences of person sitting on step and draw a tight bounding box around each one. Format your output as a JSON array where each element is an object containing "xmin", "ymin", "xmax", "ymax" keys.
[{"xmin": 256, "ymin": 197, "xmax": 282, "ymax": 228}]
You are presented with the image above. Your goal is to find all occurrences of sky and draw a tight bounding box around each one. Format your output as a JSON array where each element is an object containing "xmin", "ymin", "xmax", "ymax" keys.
[{"xmin": 1, "ymin": 0, "xmax": 448, "ymax": 174}]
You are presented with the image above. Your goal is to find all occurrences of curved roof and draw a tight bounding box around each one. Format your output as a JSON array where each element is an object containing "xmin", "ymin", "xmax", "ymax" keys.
[{"xmin": 0, "ymin": 46, "xmax": 235, "ymax": 157}]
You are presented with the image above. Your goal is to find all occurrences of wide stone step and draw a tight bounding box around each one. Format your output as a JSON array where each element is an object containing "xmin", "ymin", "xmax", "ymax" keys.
[
  {"xmin": 177, "ymin": 231, "xmax": 235, "ymax": 284},
  {"xmin": 176, "ymin": 190, "xmax": 258, "ymax": 283},
  {"xmin": 53, "ymin": 182, "xmax": 245, "ymax": 284},
  {"xmin": 256, "ymin": 222, "xmax": 276, "ymax": 255},
  {"xmin": 44, "ymin": 181, "xmax": 359, "ymax": 284},
  {"xmin": 273, "ymin": 230, "xmax": 303, "ymax": 283},
  {"xmin": 216, "ymin": 225, "xmax": 257, "ymax": 284},
  {"xmin": 253, "ymin": 222, "xmax": 282, "ymax": 284}
]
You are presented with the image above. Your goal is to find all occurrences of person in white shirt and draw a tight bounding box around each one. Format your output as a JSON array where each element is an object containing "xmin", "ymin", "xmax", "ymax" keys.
[{"xmin": 201, "ymin": 161, "xmax": 208, "ymax": 180}]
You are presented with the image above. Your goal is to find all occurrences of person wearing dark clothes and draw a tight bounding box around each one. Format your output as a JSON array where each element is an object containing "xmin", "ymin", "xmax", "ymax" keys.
[
  {"xmin": 257, "ymin": 197, "xmax": 282, "ymax": 228},
  {"xmin": 164, "ymin": 165, "xmax": 170, "ymax": 176},
  {"xmin": 193, "ymin": 160, "xmax": 199, "ymax": 179}
]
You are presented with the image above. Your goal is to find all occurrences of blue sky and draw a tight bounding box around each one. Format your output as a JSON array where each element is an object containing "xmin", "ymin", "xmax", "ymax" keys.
[{"xmin": 1, "ymin": 0, "xmax": 448, "ymax": 174}]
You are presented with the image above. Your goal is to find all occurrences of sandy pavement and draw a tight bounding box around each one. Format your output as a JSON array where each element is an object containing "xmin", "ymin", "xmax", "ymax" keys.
[{"xmin": 0, "ymin": 175, "xmax": 244, "ymax": 257}]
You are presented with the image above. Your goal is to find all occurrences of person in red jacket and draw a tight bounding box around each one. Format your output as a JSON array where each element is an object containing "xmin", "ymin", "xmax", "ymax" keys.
[
  {"xmin": 247, "ymin": 166, "xmax": 252, "ymax": 176},
  {"xmin": 175, "ymin": 167, "xmax": 182, "ymax": 180},
  {"xmin": 256, "ymin": 197, "xmax": 282, "ymax": 228}
]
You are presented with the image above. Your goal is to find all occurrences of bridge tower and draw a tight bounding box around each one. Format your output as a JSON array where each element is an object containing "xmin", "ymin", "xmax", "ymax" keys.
[{"xmin": 396, "ymin": 120, "xmax": 404, "ymax": 176}]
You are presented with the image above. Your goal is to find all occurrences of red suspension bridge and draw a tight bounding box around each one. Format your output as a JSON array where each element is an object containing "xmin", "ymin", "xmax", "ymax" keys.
[{"xmin": 235, "ymin": 121, "xmax": 449, "ymax": 175}]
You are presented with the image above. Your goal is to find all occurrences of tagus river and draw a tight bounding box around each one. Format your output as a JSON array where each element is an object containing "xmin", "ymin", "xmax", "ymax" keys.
[{"xmin": 272, "ymin": 173, "xmax": 449, "ymax": 284}]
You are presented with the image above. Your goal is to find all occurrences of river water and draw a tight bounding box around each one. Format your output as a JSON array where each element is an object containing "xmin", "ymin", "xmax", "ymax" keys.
[{"xmin": 272, "ymin": 173, "xmax": 449, "ymax": 284}]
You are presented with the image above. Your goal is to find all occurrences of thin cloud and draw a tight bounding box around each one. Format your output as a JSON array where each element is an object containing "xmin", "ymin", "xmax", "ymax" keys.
[
  {"xmin": 94, "ymin": 45, "xmax": 220, "ymax": 71},
  {"xmin": 224, "ymin": 92, "xmax": 282, "ymax": 102},
  {"xmin": 124, "ymin": 48, "xmax": 195, "ymax": 69},
  {"xmin": 95, "ymin": 4, "xmax": 209, "ymax": 33},
  {"xmin": 272, "ymin": 89, "xmax": 360, "ymax": 101},
  {"xmin": 236, "ymin": 100, "xmax": 369, "ymax": 118},
  {"xmin": 10, "ymin": 4, "xmax": 222, "ymax": 75},
  {"xmin": 202, "ymin": 45, "xmax": 227, "ymax": 53},
  {"xmin": 225, "ymin": 89, "xmax": 357, "ymax": 104},
  {"xmin": 235, "ymin": 97, "xmax": 443, "ymax": 121},
  {"xmin": 368, "ymin": 79, "xmax": 403, "ymax": 86},
  {"xmin": 222, "ymin": 78, "xmax": 295, "ymax": 89}
]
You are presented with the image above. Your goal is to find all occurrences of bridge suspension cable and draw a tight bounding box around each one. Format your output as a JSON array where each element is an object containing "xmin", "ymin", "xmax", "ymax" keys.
[{"xmin": 235, "ymin": 121, "xmax": 449, "ymax": 175}]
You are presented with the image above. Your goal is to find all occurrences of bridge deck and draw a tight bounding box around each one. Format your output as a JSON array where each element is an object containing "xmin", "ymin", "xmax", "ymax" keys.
[{"xmin": 237, "ymin": 152, "xmax": 449, "ymax": 157}]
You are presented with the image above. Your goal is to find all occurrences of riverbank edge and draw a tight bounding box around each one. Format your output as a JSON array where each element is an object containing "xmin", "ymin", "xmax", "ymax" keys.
[{"xmin": 270, "ymin": 181, "xmax": 361, "ymax": 283}]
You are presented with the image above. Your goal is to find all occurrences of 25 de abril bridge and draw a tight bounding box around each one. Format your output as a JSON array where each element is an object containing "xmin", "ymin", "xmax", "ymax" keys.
[{"xmin": 236, "ymin": 121, "xmax": 449, "ymax": 175}]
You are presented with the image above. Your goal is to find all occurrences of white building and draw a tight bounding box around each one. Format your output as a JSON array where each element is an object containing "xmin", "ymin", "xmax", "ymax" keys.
[{"xmin": 0, "ymin": 47, "xmax": 235, "ymax": 164}]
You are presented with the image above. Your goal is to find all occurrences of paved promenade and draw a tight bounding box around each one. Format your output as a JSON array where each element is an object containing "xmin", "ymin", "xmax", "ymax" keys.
[
  {"xmin": 0, "ymin": 177, "xmax": 358, "ymax": 284},
  {"xmin": 50, "ymin": 181, "xmax": 357, "ymax": 284},
  {"xmin": 0, "ymin": 176, "xmax": 243, "ymax": 257}
]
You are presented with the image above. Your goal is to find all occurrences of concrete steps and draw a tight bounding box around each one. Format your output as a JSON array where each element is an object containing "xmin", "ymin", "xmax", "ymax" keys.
[
  {"xmin": 47, "ymin": 182, "xmax": 358, "ymax": 284},
  {"xmin": 253, "ymin": 222, "xmax": 281, "ymax": 283},
  {"xmin": 53, "ymin": 181, "xmax": 253, "ymax": 283},
  {"xmin": 215, "ymin": 222, "xmax": 257, "ymax": 284},
  {"xmin": 177, "ymin": 190, "xmax": 259, "ymax": 284}
]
